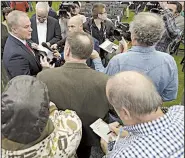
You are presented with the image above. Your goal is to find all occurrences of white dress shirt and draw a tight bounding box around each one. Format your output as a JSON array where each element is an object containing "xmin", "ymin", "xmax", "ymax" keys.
[{"xmin": 36, "ymin": 19, "xmax": 47, "ymax": 45}]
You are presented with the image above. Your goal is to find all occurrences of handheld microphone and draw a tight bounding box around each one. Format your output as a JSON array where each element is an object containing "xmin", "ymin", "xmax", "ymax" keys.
[{"xmin": 41, "ymin": 42, "xmax": 53, "ymax": 52}]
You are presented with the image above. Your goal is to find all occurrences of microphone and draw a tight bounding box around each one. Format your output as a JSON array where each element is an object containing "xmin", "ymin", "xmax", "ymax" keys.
[{"xmin": 41, "ymin": 42, "xmax": 53, "ymax": 52}]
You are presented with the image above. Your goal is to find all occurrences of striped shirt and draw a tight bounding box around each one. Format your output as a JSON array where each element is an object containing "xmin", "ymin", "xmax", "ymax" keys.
[{"xmin": 106, "ymin": 106, "xmax": 184, "ymax": 158}]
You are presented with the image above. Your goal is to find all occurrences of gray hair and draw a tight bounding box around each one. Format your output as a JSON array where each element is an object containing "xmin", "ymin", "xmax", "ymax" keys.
[
  {"xmin": 106, "ymin": 71, "xmax": 162, "ymax": 116},
  {"xmin": 6, "ymin": 10, "xmax": 28, "ymax": 32},
  {"xmin": 66, "ymin": 32, "xmax": 94, "ymax": 59},
  {"xmin": 129, "ymin": 12, "xmax": 165, "ymax": 46},
  {"xmin": 36, "ymin": 2, "xmax": 49, "ymax": 13}
]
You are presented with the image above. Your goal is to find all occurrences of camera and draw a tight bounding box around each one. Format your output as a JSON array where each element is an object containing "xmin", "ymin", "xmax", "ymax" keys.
[
  {"xmin": 150, "ymin": 8, "xmax": 164, "ymax": 14},
  {"xmin": 59, "ymin": 2, "xmax": 75, "ymax": 18},
  {"xmin": 113, "ymin": 22, "xmax": 131, "ymax": 41}
]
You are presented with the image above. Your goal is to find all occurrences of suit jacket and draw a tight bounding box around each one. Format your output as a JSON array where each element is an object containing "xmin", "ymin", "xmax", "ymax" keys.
[
  {"xmin": 30, "ymin": 15, "xmax": 61, "ymax": 45},
  {"xmin": 37, "ymin": 62, "xmax": 111, "ymax": 147},
  {"xmin": 1, "ymin": 23, "xmax": 9, "ymax": 55},
  {"xmin": 3, "ymin": 35, "xmax": 42, "ymax": 79}
]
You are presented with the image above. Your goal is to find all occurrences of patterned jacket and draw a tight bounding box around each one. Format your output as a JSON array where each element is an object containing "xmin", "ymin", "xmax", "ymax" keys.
[{"xmin": 2, "ymin": 103, "xmax": 82, "ymax": 158}]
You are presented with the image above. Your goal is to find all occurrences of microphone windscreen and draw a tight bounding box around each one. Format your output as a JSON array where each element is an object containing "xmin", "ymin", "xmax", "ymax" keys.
[
  {"xmin": 41, "ymin": 42, "xmax": 48, "ymax": 48},
  {"xmin": 41, "ymin": 42, "xmax": 53, "ymax": 52}
]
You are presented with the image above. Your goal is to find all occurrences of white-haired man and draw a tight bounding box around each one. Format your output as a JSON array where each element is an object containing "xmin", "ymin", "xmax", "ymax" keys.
[
  {"xmin": 90, "ymin": 12, "xmax": 178, "ymax": 102},
  {"xmin": 3, "ymin": 10, "xmax": 42, "ymax": 79},
  {"xmin": 101, "ymin": 71, "xmax": 184, "ymax": 157},
  {"xmin": 30, "ymin": 2, "xmax": 61, "ymax": 49}
]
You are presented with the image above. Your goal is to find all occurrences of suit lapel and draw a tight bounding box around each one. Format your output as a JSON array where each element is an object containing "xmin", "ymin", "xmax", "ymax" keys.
[
  {"xmin": 9, "ymin": 35, "xmax": 42, "ymax": 71},
  {"xmin": 21, "ymin": 42, "xmax": 41, "ymax": 69},
  {"xmin": 33, "ymin": 16, "xmax": 39, "ymax": 44},
  {"xmin": 46, "ymin": 17, "xmax": 50, "ymax": 42}
]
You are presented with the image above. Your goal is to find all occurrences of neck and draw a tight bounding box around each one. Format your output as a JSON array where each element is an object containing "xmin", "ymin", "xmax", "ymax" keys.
[
  {"xmin": 65, "ymin": 58, "xmax": 86, "ymax": 64},
  {"xmin": 130, "ymin": 107, "xmax": 164, "ymax": 125},
  {"xmin": 10, "ymin": 32, "xmax": 23, "ymax": 40},
  {"xmin": 94, "ymin": 18, "xmax": 102, "ymax": 26}
]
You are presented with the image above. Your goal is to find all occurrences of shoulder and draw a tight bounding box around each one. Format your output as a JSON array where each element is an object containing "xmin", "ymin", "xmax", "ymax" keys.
[
  {"xmin": 168, "ymin": 105, "xmax": 184, "ymax": 116},
  {"xmin": 105, "ymin": 19, "xmax": 114, "ymax": 26},
  {"xmin": 89, "ymin": 69, "xmax": 109, "ymax": 81},
  {"xmin": 155, "ymin": 51, "xmax": 176, "ymax": 65},
  {"xmin": 37, "ymin": 67, "xmax": 61, "ymax": 80},
  {"xmin": 30, "ymin": 14, "xmax": 36, "ymax": 21},
  {"xmin": 48, "ymin": 16, "xmax": 58, "ymax": 23}
]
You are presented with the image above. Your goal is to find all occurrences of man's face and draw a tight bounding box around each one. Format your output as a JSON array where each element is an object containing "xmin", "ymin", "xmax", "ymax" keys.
[
  {"xmin": 98, "ymin": 8, "xmax": 107, "ymax": 21},
  {"xmin": 36, "ymin": 9, "xmax": 48, "ymax": 23},
  {"xmin": 71, "ymin": 4, "xmax": 80, "ymax": 15},
  {"xmin": 167, "ymin": 4, "xmax": 177, "ymax": 15},
  {"xmin": 67, "ymin": 20, "xmax": 82, "ymax": 33},
  {"xmin": 14, "ymin": 16, "xmax": 32, "ymax": 40}
]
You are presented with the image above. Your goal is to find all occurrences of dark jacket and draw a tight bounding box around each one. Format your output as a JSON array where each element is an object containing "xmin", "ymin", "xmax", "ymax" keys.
[
  {"xmin": 30, "ymin": 15, "xmax": 61, "ymax": 45},
  {"xmin": 83, "ymin": 18, "xmax": 115, "ymax": 44},
  {"xmin": 49, "ymin": 8, "xmax": 58, "ymax": 20},
  {"xmin": 37, "ymin": 62, "xmax": 111, "ymax": 147},
  {"xmin": 1, "ymin": 23, "xmax": 9, "ymax": 54},
  {"xmin": 3, "ymin": 35, "xmax": 42, "ymax": 79}
]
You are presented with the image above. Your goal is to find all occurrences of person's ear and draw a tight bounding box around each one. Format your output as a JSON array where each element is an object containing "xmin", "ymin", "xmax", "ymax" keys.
[
  {"xmin": 12, "ymin": 27, "xmax": 18, "ymax": 34},
  {"xmin": 119, "ymin": 107, "xmax": 131, "ymax": 121}
]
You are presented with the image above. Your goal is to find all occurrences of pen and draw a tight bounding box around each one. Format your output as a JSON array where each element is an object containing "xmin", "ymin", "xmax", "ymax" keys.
[
  {"xmin": 113, "ymin": 127, "xmax": 123, "ymax": 150},
  {"xmin": 107, "ymin": 131, "xmax": 112, "ymax": 135}
]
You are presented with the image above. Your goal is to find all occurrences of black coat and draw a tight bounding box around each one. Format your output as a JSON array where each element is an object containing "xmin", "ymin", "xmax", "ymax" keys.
[{"xmin": 1, "ymin": 23, "xmax": 9, "ymax": 54}]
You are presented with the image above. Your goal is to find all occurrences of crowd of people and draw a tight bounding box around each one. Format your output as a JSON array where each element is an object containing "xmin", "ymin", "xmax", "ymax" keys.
[{"xmin": 1, "ymin": 1, "xmax": 184, "ymax": 158}]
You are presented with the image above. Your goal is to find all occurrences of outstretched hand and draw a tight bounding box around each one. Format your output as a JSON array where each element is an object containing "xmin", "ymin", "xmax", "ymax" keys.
[{"xmin": 40, "ymin": 56, "xmax": 55, "ymax": 68}]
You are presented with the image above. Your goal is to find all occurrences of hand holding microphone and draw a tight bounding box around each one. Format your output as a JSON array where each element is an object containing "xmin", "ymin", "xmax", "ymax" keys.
[{"xmin": 41, "ymin": 42, "xmax": 54, "ymax": 52}]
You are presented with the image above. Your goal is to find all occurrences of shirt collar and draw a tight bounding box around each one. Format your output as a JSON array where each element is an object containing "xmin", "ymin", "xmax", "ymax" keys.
[
  {"xmin": 129, "ymin": 45, "xmax": 156, "ymax": 53},
  {"xmin": 123, "ymin": 110, "xmax": 172, "ymax": 135},
  {"xmin": 10, "ymin": 33, "xmax": 26, "ymax": 45},
  {"xmin": 36, "ymin": 18, "xmax": 47, "ymax": 24}
]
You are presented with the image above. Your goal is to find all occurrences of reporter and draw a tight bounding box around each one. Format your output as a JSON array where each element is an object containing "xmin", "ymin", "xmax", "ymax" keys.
[
  {"xmin": 51, "ymin": 16, "xmax": 100, "ymax": 68},
  {"xmin": 101, "ymin": 71, "xmax": 184, "ymax": 158},
  {"xmin": 91, "ymin": 12, "xmax": 178, "ymax": 102},
  {"xmin": 155, "ymin": 2, "xmax": 181, "ymax": 53}
]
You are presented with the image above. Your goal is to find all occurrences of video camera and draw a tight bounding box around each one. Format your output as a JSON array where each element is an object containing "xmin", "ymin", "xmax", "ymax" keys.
[
  {"xmin": 58, "ymin": 2, "xmax": 76, "ymax": 18},
  {"xmin": 112, "ymin": 22, "xmax": 131, "ymax": 41},
  {"xmin": 149, "ymin": 1, "xmax": 174, "ymax": 15}
]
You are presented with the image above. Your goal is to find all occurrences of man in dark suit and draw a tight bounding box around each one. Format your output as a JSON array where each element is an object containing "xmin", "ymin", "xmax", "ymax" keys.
[
  {"xmin": 37, "ymin": 32, "xmax": 111, "ymax": 158},
  {"xmin": 3, "ymin": 10, "xmax": 42, "ymax": 79},
  {"xmin": 3, "ymin": 10, "xmax": 53, "ymax": 80},
  {"xmin": 30, "ymin": 2, "xmax": 61, "ymax": 50}
]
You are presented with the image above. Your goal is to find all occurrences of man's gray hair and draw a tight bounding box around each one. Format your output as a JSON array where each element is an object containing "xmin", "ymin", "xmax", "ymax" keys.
[
  {"xmin": 129, "ymin": 12, "xmax": 165, "ymax": 46},
  {"xmin": 6, "ymin": 10, "xmax": 27, "ymax": 32},
  {"xmin": 66, "ymin": 32, "xmax": 94, "ymax": 59},
  {"xmin": 36, "ymin": 2, "xmax": 49, "ymax": 12},
  {"xmin": 106, "ymin": 71, "xmax": 162, "ymax": 116}
]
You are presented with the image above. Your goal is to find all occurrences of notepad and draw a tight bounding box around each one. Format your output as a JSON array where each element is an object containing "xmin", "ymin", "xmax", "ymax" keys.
[
  {"xmin": 99, "ymin": 39, "xmax": 118, "ymax": 54},
  {"xmin": 90, "ymin": 118, "xmax": 116, "ymax": 143}
]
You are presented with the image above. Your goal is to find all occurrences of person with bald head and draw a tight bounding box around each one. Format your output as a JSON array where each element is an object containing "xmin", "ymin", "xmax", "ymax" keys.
[
  {"xmin": 37, "ymin": 31, "xmax": 111, "ymax": 157},
  {"xmin": 51, "ymin": 15, "xmax": 100, "ymax": 68},
  {"xmin": 29, "ymin": 2, "xmax": 61, "ymax": 50},
  {"xmin": 100, "ymin": 71, "xmax": 184, "ymax": 158}
]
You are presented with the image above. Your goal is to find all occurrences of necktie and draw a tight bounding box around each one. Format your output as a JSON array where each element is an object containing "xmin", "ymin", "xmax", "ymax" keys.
[{"xmin": 25, "ymin": 43, "xmax": 35, "ymax": 56}]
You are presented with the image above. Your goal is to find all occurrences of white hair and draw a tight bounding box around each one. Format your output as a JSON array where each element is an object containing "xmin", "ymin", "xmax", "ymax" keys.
[
  {"xmin": 6, "ymin": 10, "xmax": 28, "ymax": 32},
  {"xmin": 129, "ymin": 12, "xmax": 165, "ymax": 46},
  {"xmin": 106, "ymin": 71, "xmax": 162, "ymax": 116},
  {"xmin": 36, "ymin": 2, "xmax": 49, "ymax": 13}
]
